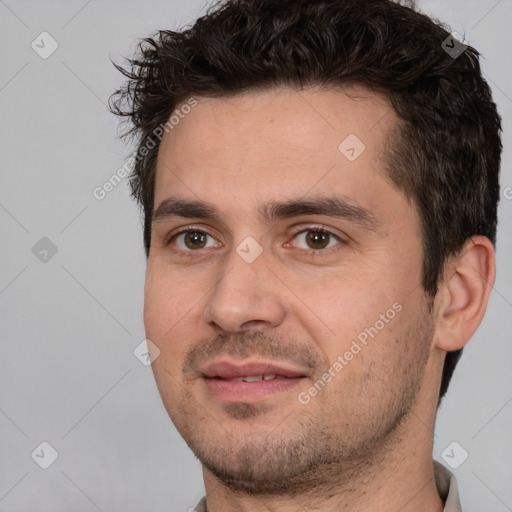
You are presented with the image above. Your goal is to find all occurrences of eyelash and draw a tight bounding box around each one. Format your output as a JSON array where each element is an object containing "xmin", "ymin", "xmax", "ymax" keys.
[{"xmin": 165, "ymin": 225, "xmax": 345, "ymax": 258}]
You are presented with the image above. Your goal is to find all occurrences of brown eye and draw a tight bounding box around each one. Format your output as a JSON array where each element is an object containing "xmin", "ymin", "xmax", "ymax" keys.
[
  {"xmin": 305, "ymin": 230, "xmax": 331, "ymax": 249},
  {"xmin": 172, "ymin": 230, "xmax": 219, "ymax": 251},
  {"xmin": 184, "ymin": 231, "xmax": 207, "ymax": 249},
  {"xmin": 290, "ymin": 228, "xmax": 341, "ymax": 251}
]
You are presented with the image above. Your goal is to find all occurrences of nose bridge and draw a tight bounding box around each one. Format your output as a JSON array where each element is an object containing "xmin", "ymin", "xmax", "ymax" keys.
[{"xmin": 202, "ymin": 238, "xmax": 286, "ymax": 332}]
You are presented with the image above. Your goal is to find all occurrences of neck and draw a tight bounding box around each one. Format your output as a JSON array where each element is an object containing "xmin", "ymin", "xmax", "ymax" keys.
[{"xmin": 201, "ymin": 406, "xmax": 444, "ymax": 512}]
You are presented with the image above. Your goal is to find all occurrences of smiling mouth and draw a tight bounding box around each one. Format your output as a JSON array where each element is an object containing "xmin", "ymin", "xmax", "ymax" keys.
[{"xmin": 201, "ymin": 360, "xmax": 308, "ymax": 403}]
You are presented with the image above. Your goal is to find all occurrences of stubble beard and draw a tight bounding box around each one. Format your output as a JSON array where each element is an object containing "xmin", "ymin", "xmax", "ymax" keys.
[{"xmin": 165, "ymin": 316, "xmax": 434, "ymax": 497}]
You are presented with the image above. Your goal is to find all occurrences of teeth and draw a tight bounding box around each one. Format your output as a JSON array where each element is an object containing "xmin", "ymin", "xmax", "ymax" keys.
[
  {"xmin": 244, "ymin": 375, "xmax": 263, "ymax": 382},
  {"xmin": 224, "ymin": 374, "xmax": 277, "ymax": 382}
]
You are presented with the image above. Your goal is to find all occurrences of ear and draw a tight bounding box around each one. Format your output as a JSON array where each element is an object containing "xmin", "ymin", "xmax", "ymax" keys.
[{"xmin": 434, "ymin": 236, "xmax": 495, "ymax": 352}]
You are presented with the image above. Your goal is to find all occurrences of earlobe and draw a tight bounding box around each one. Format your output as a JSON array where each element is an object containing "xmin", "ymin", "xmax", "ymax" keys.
[{"xmin": 434, "ymin": 236, "xmax": 496, "ymax": 352}]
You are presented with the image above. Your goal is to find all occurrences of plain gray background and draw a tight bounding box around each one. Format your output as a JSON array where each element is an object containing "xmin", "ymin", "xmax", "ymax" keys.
[{"xmin": 0, "ymin": 0, "xmax": 511, "ymax": 511}]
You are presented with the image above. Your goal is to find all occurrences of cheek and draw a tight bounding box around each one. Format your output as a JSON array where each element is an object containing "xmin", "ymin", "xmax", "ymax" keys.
[
  {"xmin": 143, "ymin": 268, "xmax": 198, "ymax": 364},
  {"xmin": 143, "ymin": 271, "xmax": 168, "ymax": 336},
  {"xmin": 144, "ymin": 261, "xmax": 195, "ymax": 320},
  {"xmin": 289, "ymin": 266, "xmax": 411, "ymax": 365},
  {"xmin": 289, "ymin": 267, "xmax": 383, "ymax": 327}
]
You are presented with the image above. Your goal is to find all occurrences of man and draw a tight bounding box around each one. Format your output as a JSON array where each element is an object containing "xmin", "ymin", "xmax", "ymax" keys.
[{"xmin": 110, "ymin": 0, "xmax": 502, "ymax": 510}]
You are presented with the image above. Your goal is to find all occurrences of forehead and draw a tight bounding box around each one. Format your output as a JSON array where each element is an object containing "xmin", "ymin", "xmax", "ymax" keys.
[{"xmin": 154, "ymin": 86, "xmax": 397, "ymax": 216}]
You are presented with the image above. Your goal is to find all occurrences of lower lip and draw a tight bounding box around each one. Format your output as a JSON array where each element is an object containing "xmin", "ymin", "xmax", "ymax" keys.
[{"xmin": 204, "ymin": 377, "xmax": 305, "ymax": 402}]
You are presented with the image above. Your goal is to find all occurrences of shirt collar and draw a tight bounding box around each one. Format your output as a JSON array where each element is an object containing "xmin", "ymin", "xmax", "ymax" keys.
[{"xmin": 434, "ymin": 459, "xmax": 463, "ymax": 511}]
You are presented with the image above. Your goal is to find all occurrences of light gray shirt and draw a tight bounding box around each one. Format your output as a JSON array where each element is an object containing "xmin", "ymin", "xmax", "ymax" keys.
[{"xmin": 192, "ymin": 460, "xmax": 462, "ymax": 511}]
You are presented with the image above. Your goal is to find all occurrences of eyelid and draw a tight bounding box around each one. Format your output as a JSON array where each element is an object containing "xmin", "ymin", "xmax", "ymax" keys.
[{"xmin": 288, "ymin": 223, "xmax": 345, "ymax": 240}]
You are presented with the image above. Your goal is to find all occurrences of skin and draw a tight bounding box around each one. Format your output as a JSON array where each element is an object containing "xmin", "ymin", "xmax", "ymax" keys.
[{"xmin": 144, "ymin": 86, "xmax": 495, "ymax": 512}]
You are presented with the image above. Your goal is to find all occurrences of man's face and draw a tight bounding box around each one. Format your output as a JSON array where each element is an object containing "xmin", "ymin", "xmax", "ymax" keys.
[{"xmin": 144, "ymin": 87, "xmax": 436, "ymax": 493}]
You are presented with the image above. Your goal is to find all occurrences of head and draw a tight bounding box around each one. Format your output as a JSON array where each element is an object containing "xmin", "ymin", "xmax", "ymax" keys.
[{"xmin": 110, "ymin": 0, "xmax": 501, "ymax": 495}]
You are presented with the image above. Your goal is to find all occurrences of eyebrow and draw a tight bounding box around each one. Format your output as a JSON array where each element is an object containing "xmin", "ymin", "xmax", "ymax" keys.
[{"xmin": 152, "ymin": 195, "xmax": 380, "ymax": 232}]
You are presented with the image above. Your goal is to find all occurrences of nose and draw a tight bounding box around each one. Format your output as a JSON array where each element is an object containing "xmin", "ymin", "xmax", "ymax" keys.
[{"xmin": 201, "ymin": 241, "xmax": 287, "ymax": 334}]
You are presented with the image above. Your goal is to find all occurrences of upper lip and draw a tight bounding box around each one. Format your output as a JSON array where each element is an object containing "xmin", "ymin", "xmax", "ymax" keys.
[{"xmin": 201, "ymin": 359, "xmax": 309, "ymax": 379}]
